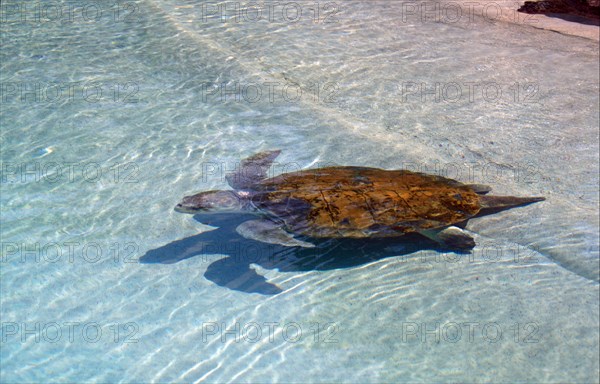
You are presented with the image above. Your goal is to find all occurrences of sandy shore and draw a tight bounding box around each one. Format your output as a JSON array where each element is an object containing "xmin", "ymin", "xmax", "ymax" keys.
[{"xmin": 440, "ymin": 0, "xmax": 599, "ymax": 41}]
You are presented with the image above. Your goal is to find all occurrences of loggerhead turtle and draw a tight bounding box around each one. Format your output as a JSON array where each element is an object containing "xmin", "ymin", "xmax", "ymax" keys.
[{"xmin": 174, "ymin": 150, "xmax": 545, "ymax": 250}]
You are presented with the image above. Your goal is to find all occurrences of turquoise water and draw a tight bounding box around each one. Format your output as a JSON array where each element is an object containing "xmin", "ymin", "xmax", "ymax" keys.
[{"xmin": 1, "ymin": 1, "xmax": 598, "ymax": 382}]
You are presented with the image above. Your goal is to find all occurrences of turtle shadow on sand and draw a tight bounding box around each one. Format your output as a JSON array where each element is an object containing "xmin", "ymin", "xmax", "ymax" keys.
[{"xmin": 139, "ymin": 213, "xmax": 455, "ymax": 295}]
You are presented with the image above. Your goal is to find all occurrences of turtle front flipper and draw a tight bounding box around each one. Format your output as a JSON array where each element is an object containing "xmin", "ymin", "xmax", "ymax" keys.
[
  {"xmin": 236, "ymin": 219, "xmax": 316, "ymax": 248},
  {"xmin": 226, "ymin": 150, "xmax": 281, "ymax": 190},
  {"xmin": 418, "ymin": 226, "xmax": 475, "ymax": 250}
]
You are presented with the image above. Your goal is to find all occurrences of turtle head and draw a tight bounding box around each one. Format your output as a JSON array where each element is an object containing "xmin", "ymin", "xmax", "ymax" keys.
[{"xmin": 174, "ymin": 190, "xmax": 244, "ymax": 214}]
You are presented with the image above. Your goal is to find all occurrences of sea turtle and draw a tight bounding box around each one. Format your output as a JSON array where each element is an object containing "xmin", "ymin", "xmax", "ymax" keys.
[{"xmin": 174, "ymin": 150, "xmax": 545, "ymax": 250}]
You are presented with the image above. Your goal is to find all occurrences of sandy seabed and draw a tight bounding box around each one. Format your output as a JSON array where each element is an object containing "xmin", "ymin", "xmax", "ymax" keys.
[{"xmin": 442, "ymin": 0, "xmax": 599, "ymax": 40}]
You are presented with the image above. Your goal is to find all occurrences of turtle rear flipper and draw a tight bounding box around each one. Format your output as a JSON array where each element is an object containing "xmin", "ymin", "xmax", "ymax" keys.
[
  {"xmin": 418, "ymin": 226, "xmax": 475, "ymax": 250},
  {"xmin": 466, "ymin": 184, "xmax": 492, "ymax": 195},
  {"xmin": 236, "ymin": 219, "xmax": 316, "ymax": 248},
  {"xmin": 226, "ymin": 150, "xmax": 281, "ymax": 190},
  {"xmin": 478, "ymin": 195, "xmax": 545, "ymax": 215}
]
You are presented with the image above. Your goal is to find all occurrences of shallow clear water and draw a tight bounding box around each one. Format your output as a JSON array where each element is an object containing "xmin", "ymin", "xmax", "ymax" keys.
[{"xmin": 1, "ymin": 1, "xmax": 598, "ymax": 383}]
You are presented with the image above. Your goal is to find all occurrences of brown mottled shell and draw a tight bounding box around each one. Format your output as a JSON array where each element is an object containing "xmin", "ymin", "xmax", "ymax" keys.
[{"xmin": 251, "ymin": 166, "xmax": 482, "ymax": 238}]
